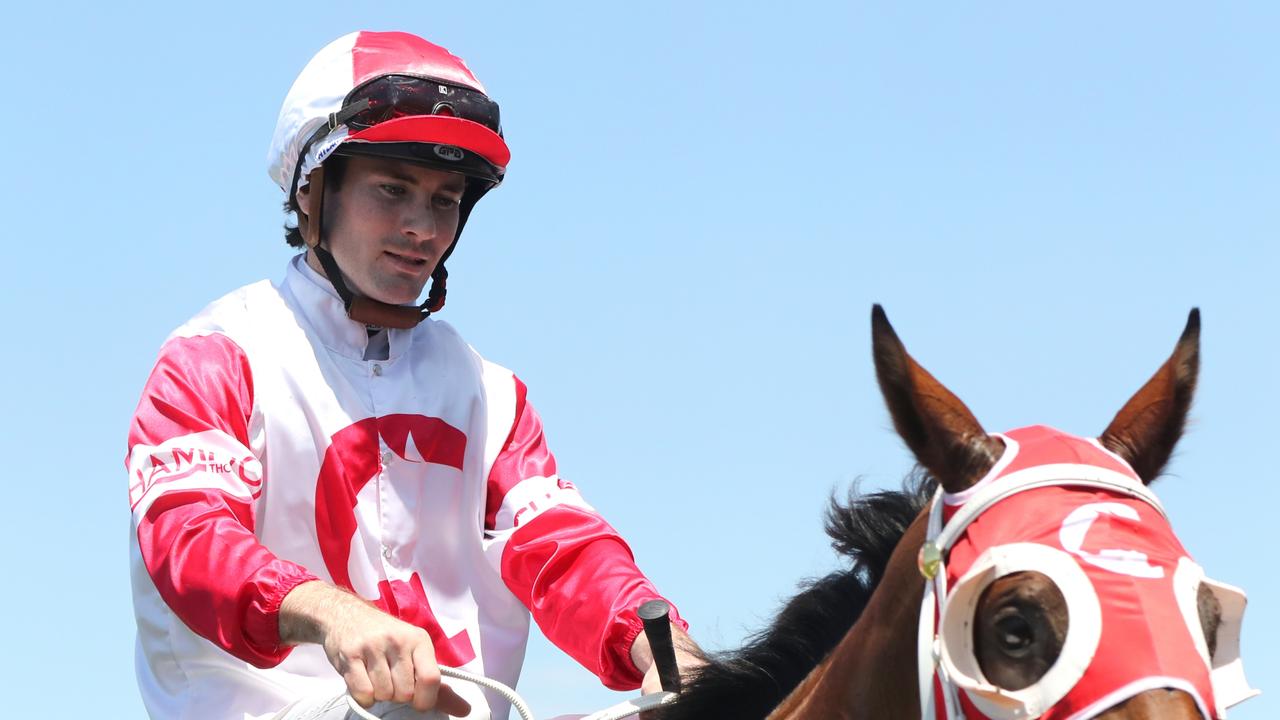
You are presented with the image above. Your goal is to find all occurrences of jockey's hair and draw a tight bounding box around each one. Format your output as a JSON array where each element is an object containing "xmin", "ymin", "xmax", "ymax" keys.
[{"xmin": 283, "ymin": 154, "xmax": 351, "ymax": 248}]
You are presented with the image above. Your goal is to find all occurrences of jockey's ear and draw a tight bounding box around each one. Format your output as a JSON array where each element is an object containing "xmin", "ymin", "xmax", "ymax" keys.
[
  {"xmin": 1100, "ymin": 309, "xmax": 1201, "ymax": 484},
  {"xmin": 871, "ymin": 305, "xmax": 1003, "ymax": 494}
]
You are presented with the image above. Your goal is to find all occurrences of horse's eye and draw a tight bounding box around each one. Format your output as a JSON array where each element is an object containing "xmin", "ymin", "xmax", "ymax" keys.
[
  {"xmin": 994, "ymin": 611, "xmax": 1034, "ymax": 656},
  {"xmin": 974, "ymin": 571, "xmax": 1068, "ymax": 690}
]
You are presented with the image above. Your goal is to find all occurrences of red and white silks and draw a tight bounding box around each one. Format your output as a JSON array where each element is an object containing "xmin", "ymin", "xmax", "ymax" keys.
[{"xmin": 129, "ymin": 258, "xmax": 683, "ymax": 719}]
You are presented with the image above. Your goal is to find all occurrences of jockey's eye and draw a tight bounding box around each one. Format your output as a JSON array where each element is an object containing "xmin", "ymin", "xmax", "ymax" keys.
[{"xmin": 974, "ymin": 571, "xmax": 1068, "ymax": 691}]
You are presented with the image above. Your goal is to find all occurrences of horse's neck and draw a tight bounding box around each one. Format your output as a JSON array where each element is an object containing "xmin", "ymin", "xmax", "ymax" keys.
[{"xmin": 768, "ymin": 509, "xmax": 930, "ymax": 720}]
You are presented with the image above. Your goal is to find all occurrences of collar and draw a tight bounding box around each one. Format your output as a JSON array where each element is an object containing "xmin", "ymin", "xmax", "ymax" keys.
[{"xmin": 283, "ymin": 254, "xmax": 411, "ymax": 361}]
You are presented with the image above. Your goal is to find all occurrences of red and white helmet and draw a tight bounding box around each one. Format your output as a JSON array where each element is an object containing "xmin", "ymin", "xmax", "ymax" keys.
[{"xmin": 267, "ymin": 31, "xmax": 511, "ymax": 324}]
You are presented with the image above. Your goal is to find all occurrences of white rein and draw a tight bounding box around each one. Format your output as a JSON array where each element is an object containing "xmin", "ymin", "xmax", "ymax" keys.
[{"xmin": 342, "ymin": 665, "xmax": 677, "ymax": 720}]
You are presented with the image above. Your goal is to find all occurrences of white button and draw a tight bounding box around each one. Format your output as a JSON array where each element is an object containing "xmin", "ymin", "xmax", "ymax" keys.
[
  {"xmin": 382, "ymin": 545, "xmax": 392, "ymax": 559},
  {"xmin": 381, "ymin": 450, "xmax": 394, "ymax": 465},
  {"xmin": 372, "ymin": 364, "xmax": 383, "ymax": 376}
]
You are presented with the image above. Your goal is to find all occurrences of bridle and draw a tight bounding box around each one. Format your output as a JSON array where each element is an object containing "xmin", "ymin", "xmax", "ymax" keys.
[
  {"xmin": 912, "ymin": 428, "xmax": 1256, "ymax": 720},
  {"xmin": 914, "ymin": 443, "xmax": 1168, "ymax": 720}
]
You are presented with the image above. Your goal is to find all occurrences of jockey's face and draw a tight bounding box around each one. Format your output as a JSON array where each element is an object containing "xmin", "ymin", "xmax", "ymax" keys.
[{"xmin": 300, "ymin": 154, "xmax": 464, "ymax": 306}]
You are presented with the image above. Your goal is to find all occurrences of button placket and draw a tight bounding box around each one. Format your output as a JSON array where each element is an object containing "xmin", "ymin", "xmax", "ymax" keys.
[{"xmin": 377, "ymin": 442, "xmax": 392, "ymax": 567}]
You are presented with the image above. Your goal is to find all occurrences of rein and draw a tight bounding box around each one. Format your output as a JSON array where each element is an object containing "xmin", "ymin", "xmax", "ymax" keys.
[
  {"xmin": 342, "ymin": 666, "xmax": 677, "ymax": 720},
  {"xmin": 914, "ymin": 447, "xmax": 1165, "ymax": 720}
]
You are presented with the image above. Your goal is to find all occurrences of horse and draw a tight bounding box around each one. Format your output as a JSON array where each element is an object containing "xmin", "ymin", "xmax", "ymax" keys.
[{"xmin": 651, "ymin": 305, "xmax": 1256, "ymax": 720}]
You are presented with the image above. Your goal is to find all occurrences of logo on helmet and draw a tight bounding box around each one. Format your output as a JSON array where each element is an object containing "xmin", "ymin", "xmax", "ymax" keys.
[
  {"xmin": 434, "ymin": 145, "xmax": 465, "ymax": 162},
  {"xmin": 317, "ymin": 138, "xmax": 342, "ymax": 164}
]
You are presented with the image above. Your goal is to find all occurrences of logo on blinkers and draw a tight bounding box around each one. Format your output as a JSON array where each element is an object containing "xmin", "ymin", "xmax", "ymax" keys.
[{"xmin": 433, "ymin": 144, "xmax": 465, "ymax": 162}]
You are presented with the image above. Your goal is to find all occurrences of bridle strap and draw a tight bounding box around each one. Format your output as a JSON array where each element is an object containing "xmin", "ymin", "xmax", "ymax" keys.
[
  {"xmin": 916, "ymin": 462, "xmax": 1163, "ymax": 720},
  {"xmin": 918, "ymin": 575, "xmax": 940, "ymax": 720},
  {"xmin": 934, "ymin": 464, "xmax": 1164, "ymax": 552}
]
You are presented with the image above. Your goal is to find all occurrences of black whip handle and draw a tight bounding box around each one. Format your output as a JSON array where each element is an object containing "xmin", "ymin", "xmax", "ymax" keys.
[{"xmin": 638, "ymin": 599, "xmax": 681, "ymax": 694}]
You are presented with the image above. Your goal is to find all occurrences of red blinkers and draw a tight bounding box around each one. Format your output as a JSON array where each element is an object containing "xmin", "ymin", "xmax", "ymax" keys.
[{"xmin": 920, "ymin": 426, "xmax": 1255, "ymax": 720}]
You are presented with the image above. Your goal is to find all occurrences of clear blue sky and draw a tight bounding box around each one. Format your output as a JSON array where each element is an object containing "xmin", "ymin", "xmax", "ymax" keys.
[{"xmin": 1, "ymin": 2, "xmax": 1274, "ymax": 717}]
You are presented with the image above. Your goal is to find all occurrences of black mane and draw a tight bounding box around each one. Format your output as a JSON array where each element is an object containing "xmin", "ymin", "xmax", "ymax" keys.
[{"xmin": 653, "ymin": 473, "xmax": 935, "ymax": 720}]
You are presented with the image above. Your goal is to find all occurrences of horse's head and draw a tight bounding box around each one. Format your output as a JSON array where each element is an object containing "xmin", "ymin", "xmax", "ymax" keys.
[{"xmin": 871, "ymin": 305, "xmax": 1257, "ymax": 720}]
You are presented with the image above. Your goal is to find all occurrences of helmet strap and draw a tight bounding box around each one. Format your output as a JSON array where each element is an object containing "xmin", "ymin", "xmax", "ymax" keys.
[
  {"xmin": 414, "ymin": 177, "xmax": 493, "ymax": 314},
  {"xmin": 425, "ymin": 263, "xmax": 448, "ymax": 313},
  {"xmin": 299, "ymin": 166, "xmax": 431, "ymax": 330}
]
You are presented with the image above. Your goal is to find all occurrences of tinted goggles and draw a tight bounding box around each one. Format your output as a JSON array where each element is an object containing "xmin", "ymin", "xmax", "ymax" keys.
[{"xmin": 330, "ymin": 74, "xmax": 502, "ymax": 136}]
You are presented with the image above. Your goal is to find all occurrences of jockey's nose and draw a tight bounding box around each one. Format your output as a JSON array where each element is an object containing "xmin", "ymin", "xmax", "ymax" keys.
[{"xmin": 402, "ymin": 203, "xmax": 439, "ymax": 244}]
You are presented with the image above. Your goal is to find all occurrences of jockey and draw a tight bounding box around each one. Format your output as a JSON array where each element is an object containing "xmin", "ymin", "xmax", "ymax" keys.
[{"xmin": 127, "ymin": 30, "xmax": 702, "ymax": 720}]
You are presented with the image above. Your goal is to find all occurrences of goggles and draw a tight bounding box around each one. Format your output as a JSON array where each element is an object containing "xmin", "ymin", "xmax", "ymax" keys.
[
  {"xmin": 333, "ymin": 74, "xmax": 502, "ymax": 137},
  {"xmin": 295, "ymin": 73, "xmax": 509, "ymax": 198}
]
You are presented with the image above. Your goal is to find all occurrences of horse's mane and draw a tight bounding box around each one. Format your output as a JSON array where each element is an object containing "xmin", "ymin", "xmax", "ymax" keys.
[{"xmin": 654, "ymin": 471, "xmax": 936, "ymax": 720}]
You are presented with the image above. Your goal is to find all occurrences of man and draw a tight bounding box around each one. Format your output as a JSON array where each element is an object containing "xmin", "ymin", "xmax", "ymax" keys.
[{"xmin": 128, "ymin": 30, "xmax": 700, "ymax": 720}]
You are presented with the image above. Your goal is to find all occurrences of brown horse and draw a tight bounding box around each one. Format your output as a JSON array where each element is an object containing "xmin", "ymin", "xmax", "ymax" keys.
[{"xmin": 653, "ymin": 306, "xmax": 1255, "ymax": 720}]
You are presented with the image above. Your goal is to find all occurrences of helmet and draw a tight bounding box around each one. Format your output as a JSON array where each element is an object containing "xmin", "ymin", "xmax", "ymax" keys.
[{"xmin": 267, "ymin": 31, "xmax": 510, "ymax": 327}]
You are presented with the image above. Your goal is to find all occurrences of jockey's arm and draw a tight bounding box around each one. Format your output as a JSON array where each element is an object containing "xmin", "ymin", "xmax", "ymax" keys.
[
  {"xmin": 487, "ymin": 378, "xmax": 699, "ymax": 691},
  {"xmin": 278, "ymin": 580, "xmax": 471, "ymax": 715}
]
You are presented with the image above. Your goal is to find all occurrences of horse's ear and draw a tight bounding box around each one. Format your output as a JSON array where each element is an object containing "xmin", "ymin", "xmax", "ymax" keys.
[
  {"xmin": 871, "ymin": 305, "xmax": 1003, "ymax": 494},
  {"xmin": 1100, "ymin": 309, "xmax": 1201, "ymax": 484}
]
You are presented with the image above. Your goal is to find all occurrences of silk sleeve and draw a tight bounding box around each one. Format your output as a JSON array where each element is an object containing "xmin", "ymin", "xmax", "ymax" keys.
[
  {"xmin": 485, "ymin": 378, "xmax": 686, "ymax": 689},
  {"xmin": 128, "ymin": 333, "xmax": 318, "ymax": 667}
]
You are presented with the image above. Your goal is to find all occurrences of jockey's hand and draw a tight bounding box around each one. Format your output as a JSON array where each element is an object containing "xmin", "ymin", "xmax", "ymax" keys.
[
  {"xmin": 279, "ymin": 581, "xmax": 471, "ymax": 717},
  {"xmin": 632, "ymin": 623, "xmax": 707, "ymax": 696}
]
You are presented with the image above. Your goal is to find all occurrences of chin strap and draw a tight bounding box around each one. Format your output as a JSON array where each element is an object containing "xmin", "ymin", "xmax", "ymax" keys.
[
  {"xmin": 297, "ymin": 166, "xmax": 445, "ymax": 330},
  {"xmin": 310, "ymin": 244, "xmax": 432, "ymax": 329}
]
